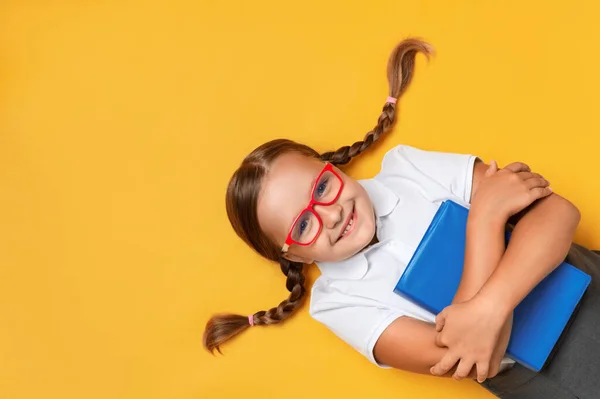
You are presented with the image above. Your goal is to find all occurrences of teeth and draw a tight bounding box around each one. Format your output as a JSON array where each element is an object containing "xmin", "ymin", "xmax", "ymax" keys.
[{"xmin": 342, "ymin": 215, "xmax": 354, "ymax": 236}]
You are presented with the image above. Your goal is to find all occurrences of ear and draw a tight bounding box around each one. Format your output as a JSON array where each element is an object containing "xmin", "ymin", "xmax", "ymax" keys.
[{"xmin": 282, "ymin": 252, "xmax": 313, "ymax": 264}]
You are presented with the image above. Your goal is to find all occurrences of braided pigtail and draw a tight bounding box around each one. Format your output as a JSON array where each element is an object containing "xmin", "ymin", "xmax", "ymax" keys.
[
  {"xmin": 320, "ymin": 38, "xmax": 433, "ymax": 165},
  {"xmin": 252, "ymin": 258, "xmax": 305, "ymax": 325},
  {"xmin": 203, "ymin": 258, "xmax": 305, "ymax": 354}
]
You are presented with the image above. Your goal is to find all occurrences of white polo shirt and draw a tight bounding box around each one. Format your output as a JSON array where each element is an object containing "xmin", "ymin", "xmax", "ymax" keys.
[{"xmin": 310, "ymin": 145, "xmax": 515, "ymax": 371}]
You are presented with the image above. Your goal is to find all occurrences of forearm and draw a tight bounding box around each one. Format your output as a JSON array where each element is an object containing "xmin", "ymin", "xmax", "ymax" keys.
[
  {"xmin": 375, "ymin": 316, "xmax": 480, "ymax": 379},
  {"xmin": 478, "ymin": 194, "xmax": 581, "ymax": 316},
  {"xmin": 453, "ymin": 207, "xmax": 513, "ymax": 373},
  {"xmin": 453, "ymin": 210, "xmax": 506, "ymax": 303}
]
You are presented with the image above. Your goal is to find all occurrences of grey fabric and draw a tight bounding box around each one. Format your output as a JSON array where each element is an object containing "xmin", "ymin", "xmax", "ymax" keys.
[{"xmin": 482, "ymin": 244, "xmax": 600, "ymax": 398}]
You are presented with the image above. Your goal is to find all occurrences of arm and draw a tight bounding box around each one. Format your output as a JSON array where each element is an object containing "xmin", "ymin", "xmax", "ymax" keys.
[
  {"xmin": 374, "ymin": 316, "xmax": 477, "ymax": 377},
  {"xmin": 431, "ymin": 165, "xmax": 579, "ymax": 381},
  {"xmin": 374, "ymin": 161, "xmax": 508, "ymax": 378},
  {"xmin": 478, "ymin": 193, "xmax": 580, "ymax": 317},
  {"xmin": 454, "ymin": 160, "xmax": 506, "ymax": 302},
  {"xmin": 456, "ymin": 160, "xmax": 550, "ymax": 300},
  {"xmin": 451, "ymin": 160, "xmax": 513, "ymax": 380}
]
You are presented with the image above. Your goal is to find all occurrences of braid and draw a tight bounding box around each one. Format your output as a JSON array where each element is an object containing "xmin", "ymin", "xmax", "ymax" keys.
[
  {"xmin": 252, "ymin": 258, "xmax": 305, "ymax": 326},
  {"xmin": 320, "ymin": 103, "xmax": 395, "ymax": 165},
  {"xmin": 203, "ymin": 258, "xmax": 306, "ymax": 353},
  {"xmin": 321, "ymin": 38, "xmax": 433, "ymax": 166}
]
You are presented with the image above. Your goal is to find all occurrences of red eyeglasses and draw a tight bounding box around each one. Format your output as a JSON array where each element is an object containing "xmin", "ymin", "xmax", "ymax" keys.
[{"xmin": 281, "ymin": 163, "xmax": 344, "ymax": 253}]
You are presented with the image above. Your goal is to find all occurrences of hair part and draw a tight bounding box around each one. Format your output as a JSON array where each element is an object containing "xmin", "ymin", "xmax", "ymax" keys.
[{"xmin": 203, "ymin": 37, "xmax": 433, "ymax": 354}]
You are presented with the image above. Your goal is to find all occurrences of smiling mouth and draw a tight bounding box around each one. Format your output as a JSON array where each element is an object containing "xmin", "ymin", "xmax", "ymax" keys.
[{"xmin": 336, "ymin": 205, "xmax": 356, "ymax": 242}]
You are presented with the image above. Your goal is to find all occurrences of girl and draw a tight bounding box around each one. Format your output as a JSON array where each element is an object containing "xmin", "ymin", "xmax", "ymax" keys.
[{"xmin": 203, "ymin": 39, "xmax": 600, "ymax": 399}]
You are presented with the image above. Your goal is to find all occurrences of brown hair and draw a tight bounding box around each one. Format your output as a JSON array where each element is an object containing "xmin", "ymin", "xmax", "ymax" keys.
[{"xmin": 203, "ymin": 38, "xmax": 433, "ymax": 354}]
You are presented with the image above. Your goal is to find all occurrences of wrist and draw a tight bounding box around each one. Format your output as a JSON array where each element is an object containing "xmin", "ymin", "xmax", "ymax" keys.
[
  {"xmin": 468, "ymin": 204, "xmax": 507, "ymax": 230},
  {"xmin": 474, "ymin": 283, "xmax": 513, "ymax": 322}
]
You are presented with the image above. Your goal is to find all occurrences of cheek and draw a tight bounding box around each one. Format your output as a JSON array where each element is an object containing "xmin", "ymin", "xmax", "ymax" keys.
[
  {"xmin": 311, "ymin": 236, "xmax": 332, "ymax": 254},
  {"xmin": 292, "ymin": 235, "xmax": 334, "ymax": 262},
  {"xmin": 355, "ymin": 193, "xmax": 376, "ymax": 237},
  {"xmin": 288, "ymin": 237, "xmax": 328, "ymax": 260},
  {"xmin": 344, "ymin": 181, "xmax": 371, "ymax": 209}
]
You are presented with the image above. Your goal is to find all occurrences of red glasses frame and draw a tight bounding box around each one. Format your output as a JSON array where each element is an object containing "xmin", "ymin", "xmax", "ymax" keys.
[{"xmin": 281, "ymin": 163, "xmax": 344, "ymax": 253}]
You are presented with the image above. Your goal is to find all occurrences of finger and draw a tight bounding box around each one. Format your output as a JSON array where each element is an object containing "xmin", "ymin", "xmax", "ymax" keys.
[
  {"xmin": 504, "ymin": 162, "xmax": 530, "ymax": 173},
  {"xmin": 453, "ymin": 359, "xmax": 475, "ymax": 381},
  {"xmin": 484, "ymin": 160, "xmax": 498, "ymax": 177},
  {"xmin": 435, "ymin": 310, "xmax": 446, "ymax": 332},
  {"xmin": 431, "ymin": 353, "xmax": 460, "ymax": 376},
  {"xmin": 476, "ymin": 361, "xmax": 490, "ymax": 383},
  {"xmin": 518, "ymin": 172, "xmax": 550, "ymax": 187},
  {"xmin": 529, "ymin": 186, "xmax": 553, "ymax": 200},
  {"xmin": 516, "ymin": 172, "xmax": 534, "ymax": 180},
  {"xmin": 517, "ymin": 172, "xmax": 544, "ymax": 181},
  {"xmin": 525, "ymin": 177, "xmax": 550, "ymax": 190},
  {"xmin": 435, "ymin": 332, "xmax": 444, "ymax": 347},
  {"xmin": 488, "ymin": 363, "xmax": 500, "ymax": 380}
]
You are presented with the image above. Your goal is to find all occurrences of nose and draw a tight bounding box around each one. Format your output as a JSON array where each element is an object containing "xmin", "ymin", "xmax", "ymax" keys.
[{"xmin": 315, "ymin": 203, "xmax": 343, "ymax": 230}]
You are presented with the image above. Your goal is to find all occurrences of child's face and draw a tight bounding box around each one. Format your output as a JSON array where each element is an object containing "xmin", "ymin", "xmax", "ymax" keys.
[{"xmin": 257, "ymin": 152, "xmax": 376, "ymax": 264}]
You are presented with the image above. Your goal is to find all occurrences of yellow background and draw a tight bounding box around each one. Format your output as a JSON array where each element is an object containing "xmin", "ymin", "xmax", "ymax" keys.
[{"xmin": 1, "ymin": 1, "xmax": 599, "ymax": 398}]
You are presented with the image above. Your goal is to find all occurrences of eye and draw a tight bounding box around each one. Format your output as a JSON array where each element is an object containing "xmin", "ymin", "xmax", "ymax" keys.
[
  {"xmin": 298, "ymin": 219, "xmax": 309, "ymax": 235},
  {"xmin": 316, "ymin": 178, "xmax": 329, "ymax": 198}
]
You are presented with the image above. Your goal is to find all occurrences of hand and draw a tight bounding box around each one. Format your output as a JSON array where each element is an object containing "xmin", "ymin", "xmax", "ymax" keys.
[
  {"xmin": 430, "ymin": 295, "xmax": 509, "ymax": 382},
  {"xmin": 487, "ymin": 314, "xmax": 513, "ymax": 379},
  {"xmin": 471, "ymin": 161, "xmax": 552, "ymax": 223},
  {"xmin": 444, "ymin": 308, "xmax": 513, "ymax": 381}
]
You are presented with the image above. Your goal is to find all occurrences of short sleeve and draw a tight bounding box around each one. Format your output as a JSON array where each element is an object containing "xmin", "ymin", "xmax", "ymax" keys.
[
  {"xmin": 380, "ymin": 145, "xmax": 478, "ymax": 203},
  {"xmin": 309, "ymin": 287, "xmax": 404, "ymax": 367}
]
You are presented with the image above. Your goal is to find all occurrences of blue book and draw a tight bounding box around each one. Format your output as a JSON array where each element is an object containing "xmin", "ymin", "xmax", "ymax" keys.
[{"xmin": 394, "ymin": 200, "xmax": 591, "ymax": 371}]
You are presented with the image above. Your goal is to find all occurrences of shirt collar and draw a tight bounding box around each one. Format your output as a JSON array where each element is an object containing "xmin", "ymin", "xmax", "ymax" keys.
[
  {"xmin": 314, "ymin": 178, "xmax": 399, "ymax": 280},
  {"xmin": 358, "ymin": 178, "xmax": 399, "ymax": 218},
  {"xmin": 315, "ymin": 242, "xmax": 379, "ymax": 280}
]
